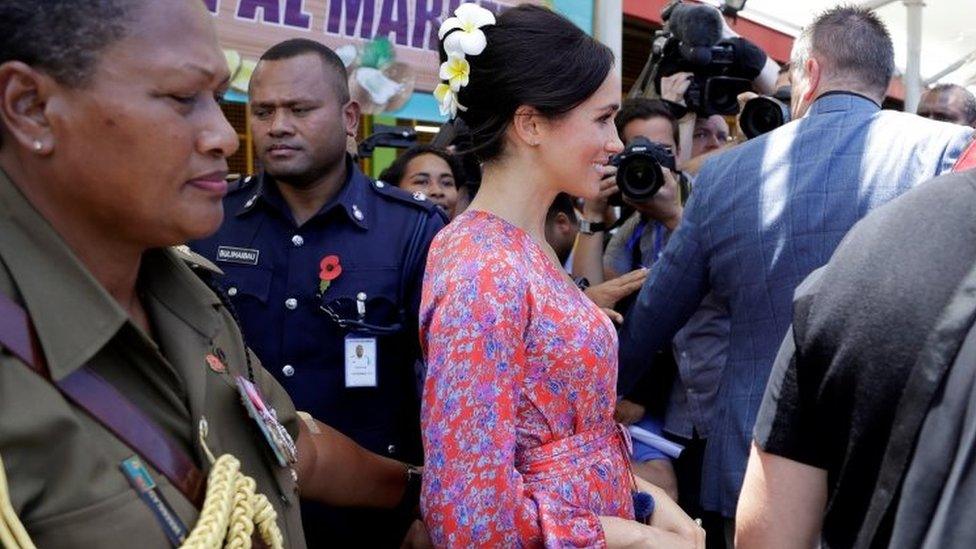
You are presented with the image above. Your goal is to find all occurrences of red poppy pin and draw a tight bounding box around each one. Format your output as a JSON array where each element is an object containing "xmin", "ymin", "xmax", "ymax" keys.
[{"xmin": 319, "ymin": 255, "xmax": 343, "ymax": 293}]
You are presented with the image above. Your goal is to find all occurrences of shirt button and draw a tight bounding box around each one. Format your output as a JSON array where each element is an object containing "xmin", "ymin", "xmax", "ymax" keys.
[
  {"xmin": 227, "ymin": 287, "xmax": 238, "ymax": 297},
  {"xmin": 282, "ymin": 364, "xmax": 295, "ymax": 377},
  {"xmin": 291, "ymin": 235, "xmax": 304, "ymax": 247},
  {"xmin": 387, "ymin": 444, "xmax": 397, "ymax": 455},
  {"xmin": 285, "ymin": 298, "xmax": 298, "ymax": 310}
]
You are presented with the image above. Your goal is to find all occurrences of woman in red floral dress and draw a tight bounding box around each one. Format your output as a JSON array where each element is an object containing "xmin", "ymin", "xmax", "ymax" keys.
[{"xmin": 419, "ymin": 4, "xmax": 703, "ymax": 548}]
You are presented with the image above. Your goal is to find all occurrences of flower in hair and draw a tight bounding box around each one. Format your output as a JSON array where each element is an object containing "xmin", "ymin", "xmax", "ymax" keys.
[
  {"xmin": 438, "ymin": 3, "xmax": 496, "ymax": 57},
  {"xmin": 435, "ymin": 3, "xmax": 494, "ymax": 118},
  {"xmin": 439, "ymin": 53, "xmax": 470, "ymax": 92},
  {"xmin": 434, "ymin": 82, "xmax": 466, "ymax": 118}
]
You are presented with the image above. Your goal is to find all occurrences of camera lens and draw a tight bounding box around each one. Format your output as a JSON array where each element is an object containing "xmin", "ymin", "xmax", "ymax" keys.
[
  {"xmin": 740, "ymin": 96, "xmax": 790, "ymax": 138},
  {"xmin": 613, "ymin": 137, "xmax": 675, "ymax": 203},
  {"xmin": 711, "ymin": 91, "xmax": 738, "ymax": 115},
  {"xmin": 703, "ymin": 77, "xmax": 753, "ymax": 116},
  {"xmin": 618, "ymin": 156, "xmax": 664, "ymax": 201}
]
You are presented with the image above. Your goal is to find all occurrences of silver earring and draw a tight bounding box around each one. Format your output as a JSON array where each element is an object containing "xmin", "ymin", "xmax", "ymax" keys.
[{"xmin": 32, "ymin": 140, "xmax": 42, "ymax": 152}]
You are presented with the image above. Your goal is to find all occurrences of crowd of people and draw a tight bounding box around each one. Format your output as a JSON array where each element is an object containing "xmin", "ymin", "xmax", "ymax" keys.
[{"xmin": 1, "ymin": 1, "xmax": 975, "ymax": 548}]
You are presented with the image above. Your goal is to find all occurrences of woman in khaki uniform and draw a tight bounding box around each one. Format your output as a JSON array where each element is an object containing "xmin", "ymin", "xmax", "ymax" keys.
[{"xmin": 0, "ymin": 1, "xmax": 418, "ymax": 547}]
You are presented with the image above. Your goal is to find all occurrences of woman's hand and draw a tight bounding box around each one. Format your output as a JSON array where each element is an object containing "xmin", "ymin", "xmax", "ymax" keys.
[
  {"xmin": 634, "ymin": 476, "xmax": 705, "ymax": 548},
  {"xmin": 599, "ymin": 516, "xmax": 700, "ymax": 549}
]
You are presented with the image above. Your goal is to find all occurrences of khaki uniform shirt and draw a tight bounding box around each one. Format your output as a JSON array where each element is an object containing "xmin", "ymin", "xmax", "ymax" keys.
[{"xmin": 0, "ymin": 169, "xmax": 306, "ymax": 548}]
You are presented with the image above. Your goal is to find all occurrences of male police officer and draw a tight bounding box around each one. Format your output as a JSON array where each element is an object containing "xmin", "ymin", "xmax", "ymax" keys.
[{"xmin": 191, "ymin": 39, "xmax": 445, "ymax": 547}]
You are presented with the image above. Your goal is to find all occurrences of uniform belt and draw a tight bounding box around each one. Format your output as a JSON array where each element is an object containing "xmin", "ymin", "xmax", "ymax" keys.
[
  {"xmin": 515, "ymin": 422, "xmax": 632, "ymax": 483},
  {"xmin": 0, "ymin": 289, "xmax": 41, "ymax": 369},
  {"xmin": 0, "ymin": 291, "xmax": 206, "ymax": 508}
]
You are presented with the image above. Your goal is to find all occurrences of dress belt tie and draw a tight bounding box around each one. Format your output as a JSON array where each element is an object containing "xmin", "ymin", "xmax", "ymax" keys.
[{"xmin": 515, "ymin": 423, "xmax": 633, "ymax": 483}]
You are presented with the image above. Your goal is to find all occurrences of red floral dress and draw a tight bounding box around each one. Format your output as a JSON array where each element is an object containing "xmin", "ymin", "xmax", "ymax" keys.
[{"xmin": 420, "ymin": 210, "xmax": 634, "ymax": 548}]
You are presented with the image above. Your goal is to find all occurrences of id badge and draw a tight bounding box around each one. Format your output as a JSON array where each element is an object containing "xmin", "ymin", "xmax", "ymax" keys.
[{"xmin": 344, "ymin": 335, "xmax": 378, "ymax": 388}]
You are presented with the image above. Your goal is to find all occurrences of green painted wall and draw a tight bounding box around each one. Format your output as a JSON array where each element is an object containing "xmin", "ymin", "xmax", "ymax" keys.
[{"xmin": 369, "ymin": 114, "xmax": 398, "ymax": 179}]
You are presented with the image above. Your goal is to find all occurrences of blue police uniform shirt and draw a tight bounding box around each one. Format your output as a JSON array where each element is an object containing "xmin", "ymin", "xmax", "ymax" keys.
[{"xmin": 191, "ymin": 156, "xmax": 446, "ymax": 464}]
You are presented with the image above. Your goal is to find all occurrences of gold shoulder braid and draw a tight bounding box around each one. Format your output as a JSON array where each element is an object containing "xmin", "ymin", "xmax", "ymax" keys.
[
  {"xmin": 0, "ymin": 452, "xmax": 35, "ymax": 549},
  {"xmin": 0, "ymin": 418, "xmax": 285, "ymax": 549},
  {"xmin": 181, "ymin": 418, "xmax": 284, "ymax": 549}
]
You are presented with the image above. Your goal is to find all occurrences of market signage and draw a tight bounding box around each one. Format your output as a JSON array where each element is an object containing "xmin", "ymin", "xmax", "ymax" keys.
[{"xmin": 205, "ymin": 0, "xmax": 542, "ymax": 92}]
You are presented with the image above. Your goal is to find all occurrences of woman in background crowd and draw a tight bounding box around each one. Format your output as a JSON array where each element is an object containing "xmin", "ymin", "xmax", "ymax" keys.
[{"xmin": 379, "ymin": 145, "xmax": 464, "ymax": 218}]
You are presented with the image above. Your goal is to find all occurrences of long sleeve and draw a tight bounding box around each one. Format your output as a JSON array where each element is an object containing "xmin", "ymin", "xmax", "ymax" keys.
[
  {"xmin": 419, "ymin": 241, "xmax": 605, "ymax": 547},
  {"xmin": 617, "ymin": 177, "xmax": 712, "ymax": 398}
]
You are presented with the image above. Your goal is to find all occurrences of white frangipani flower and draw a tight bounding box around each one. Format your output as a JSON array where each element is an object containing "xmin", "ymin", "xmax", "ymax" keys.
[
  {"xmin": 439, "ymin": 54, "xmax": 470, "ymax": 92},
  {"xmin": 438, "ymin": 3, "xmax": 496, "ymax": 57},
  {"xmin": 434, "ymin": 83, "xmax": 466, "ymax": 118}
]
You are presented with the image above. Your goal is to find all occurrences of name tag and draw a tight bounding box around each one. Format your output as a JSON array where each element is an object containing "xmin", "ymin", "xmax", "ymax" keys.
[
  {"xmin": 217, "ymin": 246, "xmax": 260, "ymax": 265},
  {"xmin": 345, "ymin": 336, "xmax": 378, "ymax": 388},
  {"xmin": 119, "ymin": 456, "xmax": 188, "ymax": 547}
]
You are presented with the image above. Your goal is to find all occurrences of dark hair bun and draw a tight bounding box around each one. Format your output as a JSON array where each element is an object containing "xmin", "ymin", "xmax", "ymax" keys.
[{"xmin": 439, "ymin": 5, "xmax": 613, "ymax": 163}]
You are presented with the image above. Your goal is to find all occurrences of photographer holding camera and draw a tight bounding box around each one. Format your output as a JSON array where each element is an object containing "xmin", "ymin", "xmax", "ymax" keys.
[
  {"xmin": 601, "ymin": 100, "xmax": 685, "ymax": 281},
  {"xmin": 571, "ymin": 100, "xmax": 683, "ymax": 288},
  {"xmin": 625, "ymin": 1, "xmax": 780, "ymax": 183},
  {"xmin": 659, "ymin": 71, "xmax": 733, "ymax": 169},
  {"xmin": 568, "ymin": 99, "xmax": 730, "ymax": 543}
]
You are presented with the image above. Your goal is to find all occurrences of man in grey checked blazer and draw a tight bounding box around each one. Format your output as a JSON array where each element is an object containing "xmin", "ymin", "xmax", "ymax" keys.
[{"xmin": 617, "ymin": 5, "xmax": 973, "ymax": 528}]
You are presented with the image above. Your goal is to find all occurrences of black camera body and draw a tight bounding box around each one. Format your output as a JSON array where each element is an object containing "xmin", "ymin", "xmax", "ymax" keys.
[
  {"xmin": 740, "ymin": 85, "xmax": 792, "ymax": 138},
  {"xmin": 638, "ymin": 1, "xmax": 767, "ymax": 116},
  {"xmin": 610, "ymin": 137, "xmax": 677, "ymax": 204}
]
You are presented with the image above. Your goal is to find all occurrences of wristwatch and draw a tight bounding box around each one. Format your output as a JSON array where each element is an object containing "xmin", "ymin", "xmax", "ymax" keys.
[
  {"xmin": 398, "ymin": 464, "xmax": 423, "ymax": 514},
  {"xmin": 579, "ymin": 219, "xmax": 607, "ymax": 235}
]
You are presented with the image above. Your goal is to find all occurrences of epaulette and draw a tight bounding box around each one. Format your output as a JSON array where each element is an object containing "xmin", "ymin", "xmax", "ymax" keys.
[
  {"xmin": 170, "ymin": 245, "xmax": 223, "ymax": 276},
  {"xmin": 369, "ymin": 179, "xmax": 445, "ymax": 218},
  {"xmin": 227, "ymin": 174, "xmax": 258, "ymax": 195}
]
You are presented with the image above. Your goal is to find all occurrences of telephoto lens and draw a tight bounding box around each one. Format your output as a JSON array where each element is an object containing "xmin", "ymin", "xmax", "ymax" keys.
[{"xmin": 740, "ymin": 86, "xmax": 792, "ymax": 138}]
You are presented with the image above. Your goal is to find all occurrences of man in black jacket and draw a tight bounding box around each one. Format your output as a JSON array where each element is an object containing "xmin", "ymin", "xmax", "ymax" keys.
[{"xmin": 738, "ymin": 168, "xmax": 976, "ymax": 548}]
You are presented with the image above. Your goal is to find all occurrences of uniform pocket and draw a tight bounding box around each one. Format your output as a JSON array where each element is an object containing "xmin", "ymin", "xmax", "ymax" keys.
[
  {"xmin": 27, "ymin": 485, "xmax": 196, "ymax": 549},
  {"xmin": 221, "ymin": 265, "xmax": 273, "ymax": 304},
  {"xmin": 320, "ymin": 267, "xmax": 404, "ymax": 335}
]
